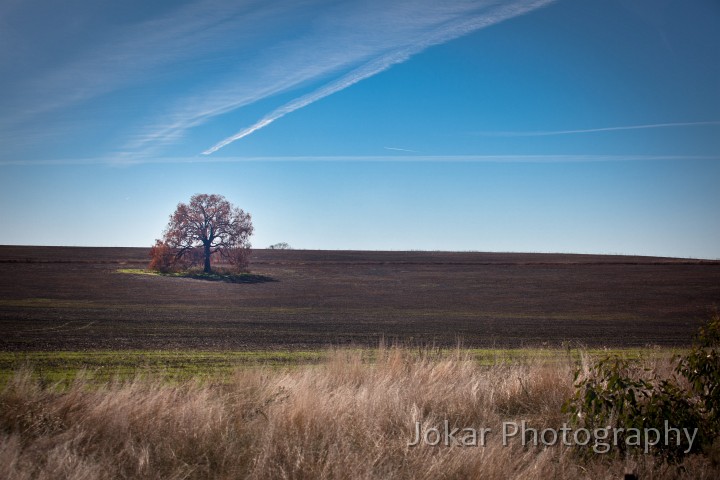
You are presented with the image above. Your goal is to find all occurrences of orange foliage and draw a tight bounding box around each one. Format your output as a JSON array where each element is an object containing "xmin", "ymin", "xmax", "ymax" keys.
[{"xmin": 148, "ymin": 240, "xmax": 177, "ymax": 273}]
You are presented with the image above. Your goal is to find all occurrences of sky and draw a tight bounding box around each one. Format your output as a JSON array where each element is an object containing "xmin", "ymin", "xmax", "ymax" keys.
[{"xmin": 1, "ymin": 0, "xmax": 719, "ymax": 258}]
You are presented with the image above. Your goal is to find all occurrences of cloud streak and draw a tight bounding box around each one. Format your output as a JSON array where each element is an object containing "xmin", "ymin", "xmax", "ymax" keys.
[
  {"xmin": 201, "ymin": 50, "xmax": 416, "ymax": 154},
  {"xmin": 472, "ymin": 121, "xmax": 720, "ymax": 137},
  {"xmin": 384, "ymin": 147, "xmax": 419, "ymax": 153},
  {"xmin": 1, "ymin": 0, "xmax": 557, "ymax": 158},
  {"xmin": 203, "ymin": 0, "xmax": 556, "ymax": 154},
  {"xmin": 3, "ymin": 154, "xmax": 716, "ymax": 167}
]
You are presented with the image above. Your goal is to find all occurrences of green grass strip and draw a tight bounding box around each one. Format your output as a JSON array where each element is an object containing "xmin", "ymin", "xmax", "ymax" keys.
[{"xmin": 0, "ymin": 347, "xmax": 685, "ymax": 388}]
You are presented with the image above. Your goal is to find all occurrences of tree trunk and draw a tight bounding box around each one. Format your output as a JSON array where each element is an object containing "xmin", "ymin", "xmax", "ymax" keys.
[{"xmin": 203, "ymin": 243, "xmax": 211, "ymax": 273}]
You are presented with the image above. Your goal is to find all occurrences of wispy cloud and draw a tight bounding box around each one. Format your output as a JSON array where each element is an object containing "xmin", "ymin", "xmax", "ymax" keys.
[
  {"xmin": 201, "ymin": 49, "xmax": 418, "ymax": 155},
  {"xmin": 1, "ymin": 0, "xmax": 557, "ymax": 158},
  {"xmin": 384, "ymin": 147, "xmax": 419, "ymax": 153},
  {"xmin": 472, "ymin": 121, "xmax": 720, "ymax": 137},
  {"xmin": 2, "ymin": 154, "xmax": 716, "ymax": 167},
  {"xmin": 2, "ymin": 1, "xmax": 266, "ymax": 124},
  {"xmin": 202, "ymin": 0, "xmax": 556, "ymax": 154}
]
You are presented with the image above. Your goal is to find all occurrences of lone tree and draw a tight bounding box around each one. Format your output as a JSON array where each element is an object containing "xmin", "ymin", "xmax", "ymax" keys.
[{"xmin": 150, "ymin": 194, "xmax": 253, "ymax": 273}]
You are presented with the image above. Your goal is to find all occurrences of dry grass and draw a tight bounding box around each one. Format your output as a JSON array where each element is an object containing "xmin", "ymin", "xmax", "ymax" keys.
[{"xmin": 0, "ymin": 349, "xmax": 717, "ymax": 479}]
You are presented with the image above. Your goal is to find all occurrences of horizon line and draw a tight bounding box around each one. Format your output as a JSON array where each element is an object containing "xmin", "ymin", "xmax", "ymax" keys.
[{"xmin": 0, "ymin": 244, "xmax": 717, "ymax": 261}]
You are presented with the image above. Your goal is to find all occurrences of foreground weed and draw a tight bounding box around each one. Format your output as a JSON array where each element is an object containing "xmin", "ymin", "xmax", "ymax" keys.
[{"xmin": 564, "ymin": 314, "xmax": 720, "ymax": 461}]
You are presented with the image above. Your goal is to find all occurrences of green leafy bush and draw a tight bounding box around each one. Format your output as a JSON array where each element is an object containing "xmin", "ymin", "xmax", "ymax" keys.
[
  {"xmin": 677, "ymin": 313, "xmax": 720, "ymax": 438},
  {"xmin": 564, "ymin": 314, "xmax": 720, "ymax": 460}
]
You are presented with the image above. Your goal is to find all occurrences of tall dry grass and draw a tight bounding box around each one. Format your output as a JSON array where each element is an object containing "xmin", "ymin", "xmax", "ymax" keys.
[{"xmin": 0, "ymin": 349, "xmax": 717, "ymax": 479}]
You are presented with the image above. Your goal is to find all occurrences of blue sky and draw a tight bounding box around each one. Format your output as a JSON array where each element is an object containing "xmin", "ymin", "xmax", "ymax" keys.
[{"xmin": 1, "ymin": 0, "xmax": 719, "ymax": 258}]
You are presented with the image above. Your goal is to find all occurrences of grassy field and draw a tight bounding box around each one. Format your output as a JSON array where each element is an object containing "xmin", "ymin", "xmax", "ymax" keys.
[
  {"xmin": 2, "ymin": 247, "xmax": 719, "ymax": 478},
  {"xmin": 2, "ymin": 348, "xmax": 718, "ymax": 479},
  {"xmin": 0, "ymin": 346, "xmax": 683, "ymax": 386}
]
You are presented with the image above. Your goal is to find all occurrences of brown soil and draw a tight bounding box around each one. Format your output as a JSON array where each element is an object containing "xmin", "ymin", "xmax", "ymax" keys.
[{"xmin": 1, "ymin": 246, "xmax": 719, "ymax": 350}]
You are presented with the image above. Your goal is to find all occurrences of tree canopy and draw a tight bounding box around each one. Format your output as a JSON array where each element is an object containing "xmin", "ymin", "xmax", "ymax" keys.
[{"xmin": 150, "ymin": 194, "xmax": 253, "ymax": 273}]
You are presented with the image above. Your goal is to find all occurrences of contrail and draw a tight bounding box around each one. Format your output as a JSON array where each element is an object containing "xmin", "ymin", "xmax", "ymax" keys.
[
  {"xmin": 384, "ymin": 147, "xmax": 418, "ymax": 153},
  {"xmin": 203, "ymin": 51, "xmax": 414, "ymax": 154},
  {"xmin": 4, "ymin": 154, "xmax": 716, "ymax": 167},
  {"xmin": 203, "ymin": 0, "xmax": 556, "ymax": 155},
  {"xmin": 473, "ymin": 121, "xmax": 720, "ymax": 137}
]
